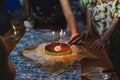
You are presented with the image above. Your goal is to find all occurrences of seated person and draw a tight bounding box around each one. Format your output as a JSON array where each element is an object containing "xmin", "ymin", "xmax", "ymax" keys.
[
  {"xmin": 0, "ymin": 36, "xmax": 16, "ymax": 80},
  {"xmin": 23, "ymin": 0, "xmax": 82, "ymax": 45}
]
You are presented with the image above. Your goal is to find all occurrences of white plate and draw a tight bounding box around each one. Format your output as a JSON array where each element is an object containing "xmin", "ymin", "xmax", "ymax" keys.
[{"xmin": 81, "ymin": 67, "xmax": 111, "ymax": 80}]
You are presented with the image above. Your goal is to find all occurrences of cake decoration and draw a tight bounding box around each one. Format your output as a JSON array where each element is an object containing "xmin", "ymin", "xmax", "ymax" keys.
[
  {"xmin": 54, "ymin": 46, "xmax": 61, "ymax": 52},
  {"xmin": 45, "ymin": 43, "xmax": 72, "ymax": 56},
  {"xmin": 20, "ymin": 43, "xmax": 98, "ymax": 75}
]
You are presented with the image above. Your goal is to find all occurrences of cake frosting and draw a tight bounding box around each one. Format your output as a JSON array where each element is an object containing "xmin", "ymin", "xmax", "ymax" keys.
[{"xmin": 44, "ymin": 43, "xmax": 72, "ymax": 56}]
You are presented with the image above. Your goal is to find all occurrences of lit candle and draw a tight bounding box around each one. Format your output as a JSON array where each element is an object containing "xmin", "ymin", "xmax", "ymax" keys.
[
  {"xmin": 60, "ymin": 29, "xmax": 63, "ymax": 45},
  {"xmin": 63, "ymin": 32, "xmax": 67, "ymax": 43},
  {"xmin": 63, "ymin": 32, "xmax": 65, "ymax": 35},
  {"xmin": 52, "ymin": 31, "xmax": 55, "ymax": 44}
]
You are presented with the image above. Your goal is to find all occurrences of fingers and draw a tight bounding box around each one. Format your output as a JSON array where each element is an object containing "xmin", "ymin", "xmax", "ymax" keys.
[
  {"xmin": 84, "ymin": 31, "xmax": 93, "ymax": 39},
  {"xmin": 90, "ymin": 40, "xmax": 105, "ymax": 50},
  {"xmin": 68, "ymin": 36, "xmax": 81, "ymax": 45},
  {"xmin": 68, "ymin": 33, "xmax": 105, "ymax": 50},
  {"xmin": 75, "ymin": 40, "xmax": 85, "ymax": 45},
  {"xmin": 84, "ymin": 33, "xmax": 88, "ymax": 39},
  {"xmin": 80, "ymin": 31, "xmax": 93, "ymax": 40},
  {"xmin": 80, "ymin": 32, "xmax": 87, "ymax": 39},
  {"xmin": 67, "ymin": 34, "xmax": 80, "ymax": 44},
  {"xmin": 89, "ymin": 32, "xmax": 93, "ymax": 36},
  {"xmin": 67, "ymin": 33, "xmax": 85, "ymax": 45},
  {"xmin": 101, "ymin": 44, "xmax": 105, "ymax": 49}
]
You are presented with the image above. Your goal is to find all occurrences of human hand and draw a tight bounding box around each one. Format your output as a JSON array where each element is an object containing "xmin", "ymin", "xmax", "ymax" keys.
[
  {"xmin": 80, "ymin": 30, "xmax": 93, "ymax": 39},
  {"xmin": 90, "ymin": 38, "xmax": 106, "ymax": 50},
  {"xmin": 67, "ymin": 33, "xmax": 84, "ymax": 45}
]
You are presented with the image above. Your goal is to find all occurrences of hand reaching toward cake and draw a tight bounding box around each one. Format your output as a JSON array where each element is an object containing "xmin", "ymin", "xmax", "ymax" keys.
[{"xmin": 67, "ymin": 33, "xmax": 84, "ymax": 45}]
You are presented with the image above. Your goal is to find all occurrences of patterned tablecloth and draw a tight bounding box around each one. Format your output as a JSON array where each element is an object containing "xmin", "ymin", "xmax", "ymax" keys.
[{"xmin": 9, "ymin": 29, "xmax": 81, "ymax": 80}]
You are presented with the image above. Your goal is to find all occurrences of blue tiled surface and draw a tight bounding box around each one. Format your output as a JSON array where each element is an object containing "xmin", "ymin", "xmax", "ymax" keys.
[{"xmin": 9, "ymin": 29, "xmax": 81, "ymax": 80}]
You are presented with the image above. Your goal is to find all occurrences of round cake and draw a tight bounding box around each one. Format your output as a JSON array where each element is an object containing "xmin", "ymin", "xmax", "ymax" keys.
[{"xmin": 44, "ymin": 43, "xmax": 72, "ymax": 56}]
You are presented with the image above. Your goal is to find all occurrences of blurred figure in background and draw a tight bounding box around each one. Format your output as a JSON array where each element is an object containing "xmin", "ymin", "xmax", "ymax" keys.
[
  {"xmin": 80, "ymin": 0, "xmax": 120, "ymax": 79},
  {"xmin": 0, "ymin": 0, "xmax": 5, "ymax": 8},
  {"xmin": 0, "ymin": 0, "xmax": 24, "ymax": 36},
  {"xmin": 0, "ymin": 0, "xmax": 11, "ymax": 36},
  {"xmin": 23, "ymin": 0, "xmax": 83, "ymax": 45},
  {"xmin": 79, "ymin": 0, "xmax": 120, "ymax": 50},
  {"xmin": 70, "ymin": 0, "xmax": 86, "ymax": 32},
  {"xmin": 2, "ymin": 0, "xmax": 24, "ymax": 21}
]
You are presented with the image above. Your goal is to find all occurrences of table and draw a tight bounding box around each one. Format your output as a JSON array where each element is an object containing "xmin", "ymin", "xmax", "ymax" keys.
[
  {"xmin": 3, "ymin": 28, "xmax": 119, "ymax": 80},
  {"xmin": 80, "ymin": 34, "xmax": 119, "ymax": 80},
  {"xmin": 3, "ymin": 26, "xmax": 25, "ymax": 53},
  {"xmin": 4, "ymin": 29, "xmax": 82, "ymax": 80}
]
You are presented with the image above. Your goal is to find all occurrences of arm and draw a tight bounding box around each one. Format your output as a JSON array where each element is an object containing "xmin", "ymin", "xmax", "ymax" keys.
[
  {"xmin": 90, "ymin": 17, "xmax": 120, "ymax": 49},
  {"xmin": 86, "ymin": 8, "xmax": 92, "ymax": 32},
  {"xmin": 101, "ymin": 17, "xmax": 120, "ymax": 42},
  {"xmin": 59, "ymin": 0, "xmax": 83, "ymax": 45},
  {"xmin": 90, "ymin": 0, "xmax": 120, "ymax": 49},
  {"xmin": 23, "ymin": 0, "xmax": 30, "ymax": 17},
  {"xmin": 102, "ymin": 0, "xmax": 120, "ymax": 41},
  {"xmin": 80, "ymin": 7, "xmax": 93, "ymax": 39},
  {"xmin": 59, "ymin": 0, "xmax": 77, "ymax": 35}
]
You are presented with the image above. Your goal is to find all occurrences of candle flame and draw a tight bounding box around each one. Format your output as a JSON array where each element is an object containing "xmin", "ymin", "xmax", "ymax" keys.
[
  {"xmin": 60, "ymin": 29, "xmax": 63, "ymax": 44},
  {"xmin": 52, "ymin": 31, "xmax": 55, "ymax": 44},
  {"xmin": 63, "ymin": 32, "xmax": 65, "ymax": 35},
  {"xmin": 60, "ymin": 30, "xmax": 63, "ymax": 36},
  {"xmin": 52, "ymin": 31, "xmax": 55, "ymax": 35}
]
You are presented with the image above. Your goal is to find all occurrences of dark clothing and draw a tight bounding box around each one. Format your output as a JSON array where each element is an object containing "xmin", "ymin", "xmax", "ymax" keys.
[
  {"xmin": 0, "ymin": 0, "xmax": 5, "ymax": 10},
  {"xmin": 106, "ymin": 23, "xmax": 120, "ymax": 51},
  {"xmin": 2, "ymin": 0, "xmax": 22, "ymax": 11},
  {"xmin": 0, "ymin": 12, "xmax": 11, "ymax": 36},
  {"xmin": 106, "ymin": 50, "xmax": 120, "ymax": 79},
  {"xmin": 106, "ymin": 22, "xmax": 120, "ymax": 79},
  {"xmin": 0, "ymin": 0, "xmax": 11, "ymax": 36},
  {"xmin": 0, "ymin": 0, "xmax": 23, "ymax": 36},
  {"xmin": 2, "ymin": 0, "xmax": 23, "ymax": 21},
  {"xmin": 29, "ymin": 0, "xmax": 67, "ymax": 31}
]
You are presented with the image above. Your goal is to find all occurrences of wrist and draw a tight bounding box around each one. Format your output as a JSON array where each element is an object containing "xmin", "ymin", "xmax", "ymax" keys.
[
  {"xmin": 86, "ymin": 24, "xmax": 91, "ymax": 30},
  {"xmin": 100, "ymin": 36, "xmax": 108, "ymax": 43},
  {"xmin": 71, "ymin": 32, "xmax": 79, "ymax": 37},
  {"xmin": 71, "ymin": 29, "xmax": 78, "ymax": 35}
]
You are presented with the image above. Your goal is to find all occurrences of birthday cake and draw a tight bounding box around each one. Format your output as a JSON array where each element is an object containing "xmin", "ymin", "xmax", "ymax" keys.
[
  {"xmin": 44, "ymin": 43, "xmax": 72, "ymax": 56},
  {"xmin": 20, "ymin": 42, "xmax": 98, "ymax": 75}
]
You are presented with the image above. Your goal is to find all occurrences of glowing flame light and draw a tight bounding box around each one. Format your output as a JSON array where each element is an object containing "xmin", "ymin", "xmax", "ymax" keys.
[{"xmin": 52, "ymin": 31, "xmax": 55, "ymax": 43}]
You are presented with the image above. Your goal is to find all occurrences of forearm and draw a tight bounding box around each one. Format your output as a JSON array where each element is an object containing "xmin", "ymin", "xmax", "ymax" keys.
[
  {"xmin": 23, "ymin": 0, "xmax": 30, "ymax": 17},
  {"xmin": 60, "ymin": 0, "xmax": 77, "ymax": 34},
  {"xmin": 86, "ymin": 8, "xmax": 92, "ymax": 31},
  {"xmin": 65, "ymin": 12, "xmax": 77, "ymax": 34},
  {"xmin": 101, "ymin": 17, "xmax": 120, "ymax": 41}
]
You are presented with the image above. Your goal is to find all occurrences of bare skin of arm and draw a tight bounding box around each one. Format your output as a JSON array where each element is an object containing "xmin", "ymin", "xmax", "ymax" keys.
[
  {"xmin": 90, "ymin": 17, "xmax": 120, "ymax": 49},
  {"xmin": 90, "ymin": 0, "xmax": 120, "ymax": 50},
  {"xmin": 23, "ymin": 0, "xmax": 82, "ymax": 45},
  {"xmin": 81, "ymin": 5, "xmax": 120, "ymax": 49},
  {"xmin": 23, "ymin": 0, "xmax": 30, "ymax": 17},
  {"xmin": 59, "ymin": 0, "xmax": 82, "ymax": 45},
  {"xmin": 80, "ymin": 8, "xmax": 93, "ymax": 39}
]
